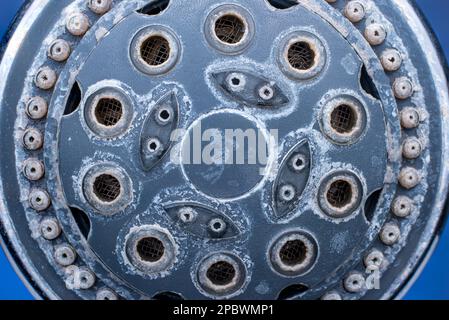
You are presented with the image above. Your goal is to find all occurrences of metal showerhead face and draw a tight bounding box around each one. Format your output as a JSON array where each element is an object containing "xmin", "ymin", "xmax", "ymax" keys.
[{"xmin": 0, "ymin": 0, "xmax": 448, "ymax": 300}]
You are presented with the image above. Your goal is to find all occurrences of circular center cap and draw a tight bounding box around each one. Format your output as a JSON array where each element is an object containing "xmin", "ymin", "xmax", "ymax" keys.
[{"xmin": 181, "ymin": 111, "xmax": 269, "ymax": 199}]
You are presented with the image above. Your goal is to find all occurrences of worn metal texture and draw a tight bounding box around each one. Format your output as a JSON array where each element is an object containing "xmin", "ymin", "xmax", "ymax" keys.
[{"xmin": 0, "ymin": 0, "xmax": 448, "ymax": 300}]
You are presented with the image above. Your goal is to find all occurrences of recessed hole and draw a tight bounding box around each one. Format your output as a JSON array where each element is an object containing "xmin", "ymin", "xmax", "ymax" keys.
[
  {"xmin": 64, "ymin": 81, "xmax": 82, "ymax": 116},
  {"xmin": 277, "ymin": 284, "xmax": 309, "ymax": 300},
  {"xmin": 231, "ymin": 77, "xmax": 240, "ymax": 86},
  {"xmin": 287, "ymin": 41, "xmax": 315, "ymax": 70},
  {"xmin": 159, "ymin": 109, "xmax": 171, "ymax": 121},
  {"xmin": 214, "ymin": 14, "xmax": 246, "ymax": 44},
  {"xmin": 279, "ymin": 240, "xmax": 307, "ymax": 266},
  {"xmin": 364, "ymin": 189, "xmax": 382, "ymax": 222},
  {"xmin": 267, "ymin": 0, "xmax": 298, "ymax": 9},
  {"xmin": 360, "ymin": 65, "xmax": 380, "ymax": 99},
  {"xmin": 152, "ymin": 291, "xmax": 184, "ymax": 301},
  {"xmin": 327, "ymin": 180, "xmax": 353, "ymax": 208},
  {"xmin": 94, "ymin": 98, "xmax": 123, "ymax": 127},
  {"xmin": 206, "ymin": 261, "xmax": 236, "ymax": 286},
  {"xmin": 330, "ymin": 104, "xmax": 358, "ymax": 134},
  {"xmin": 93, "ymin": 174, "xmax": 121, "ymax": 203},
  {"xmin": 138, "ymin": 0, "xmax": 170, "ymax": 15},
  {"xmin": 140, "ymin": 36, "xmax": 170, "ymax": 66},
  {"xmin": 136, "ymin": 237, "xmax": 165, "ymax": 262},
  {"xmin": 69, "ymin": 207, "xmax": 91, "ymax": 239}
]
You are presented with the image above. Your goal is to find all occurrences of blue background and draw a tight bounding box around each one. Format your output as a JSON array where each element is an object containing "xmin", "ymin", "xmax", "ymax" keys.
[{"xmin": 0, "ymin": 0, "xmax": 448, "ymax": 300}]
